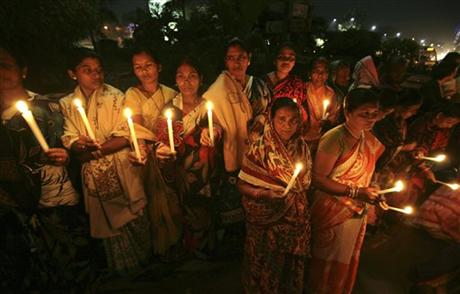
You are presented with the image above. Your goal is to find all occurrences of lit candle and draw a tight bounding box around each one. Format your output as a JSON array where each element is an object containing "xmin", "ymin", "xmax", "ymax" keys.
[
  {"xmin": 322, "ymin": 99, "xmax": 330, "ymax": 119},
  {"xmin": 377, "ymin": 180, "xmax": 404, "ymax": 195},
  {"xmin": 16, "ymin": 101, "xmax": 49, "ymax": 152},
  {"xmin": 206, "ymin": 101, "xmax": 214, "ymax": 146},
  {"xmin": 387, "ymin": 205, "xmax": 414, "ymax": 215},
  {"xmin": 165, "ymin": 109, "xmax": 175, "ymax": 153},
  {"xmin": 420, "ymin": 154, "xmax": 446, "ymax": 162},
  {"xmin": 435, "ymin": 180, "xmax": 459, "ymax": 190},
  {"xmin": 124, "ymin": 108, "xmax": 141, "ymax": 162},
  {"xmin": 293, "ymin": 98, "xmax": 298, "ymax": 103},
  {"xmin": 73, "ymin": 98, "xmax": 96, "ymax": 141},
  {"xmin": 283, "ymin": 163, "xmax": 303, "ymax": 196}
]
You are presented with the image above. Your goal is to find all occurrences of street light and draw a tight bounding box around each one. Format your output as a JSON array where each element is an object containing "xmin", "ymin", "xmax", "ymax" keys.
[
  {"xmin": 371, "ymin": 25, "xmax": 377, "ymax": 31},
  {"xmin": 396, "ymin": 32, "xmax": 401, "ymax": 37},
  {"xmin": 332, "ymin": 18, "xmax": 337, "ymax": 22},
  {"xmin": 350, "ymin": 17, "xmax": 355, "ymax": 22}
]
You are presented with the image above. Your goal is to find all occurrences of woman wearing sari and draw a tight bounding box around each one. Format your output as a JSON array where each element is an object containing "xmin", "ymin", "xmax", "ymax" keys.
[
  {"xmin": 307, "ymin": 88, "xmax": 384, "ymax": 294},
  {"xmin": 60, "ymin": 48, "xmax": 151, "ymax": 274},
  {"xmin": 203, "ymin": 38, "xmax": 270, "ymax": 225},
  {"xmin": 264, "ymin": 43, "xmax": 307, "ymax": 121},
  {"xmin": 304, "ymin": 57, "xmax": 339, "ymax": 154},
  {"xmin": 152, "ymin": 57, "xmax": 221, "ymax": 257},
  {"xmin": 238, "ymin": 97, "xmax": 312, "ymax": 293}
]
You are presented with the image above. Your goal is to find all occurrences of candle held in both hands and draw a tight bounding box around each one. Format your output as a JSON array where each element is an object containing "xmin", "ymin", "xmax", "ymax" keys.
[
  {"xmin": 283, "ymin": 163, "xmax": 303, "ymax": 196},
  {"xmin": 124, "ymin": 108, "xmax": 142, "ymax": 162},
  {"xmin": 165, "ymin": 109, "xmax": 175, "ymax": 154},
  {"xmin": 73, "ymin": 98, "xmax": 96, "ymax": 141},
  {"xmin": 16, "ymin": 100, "xmax": 49, "ymax": 152},
  {"xmin": 206, "ymin": 101, "xmax": 214, "ymax": 146}
]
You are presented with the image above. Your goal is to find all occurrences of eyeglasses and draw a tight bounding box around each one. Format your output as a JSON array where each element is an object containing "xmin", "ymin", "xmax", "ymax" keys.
[
  {"xmin": 225, "ymin": 54, "xmax": 249, "ymax": 62},
  {"xmin": 277, "ymin": 55, "xmax": 296, "ymax": 62}
]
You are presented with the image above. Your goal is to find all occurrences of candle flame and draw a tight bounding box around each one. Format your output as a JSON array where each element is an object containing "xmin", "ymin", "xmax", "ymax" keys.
[
  {"xmin": 394, "ymin": 180, "xmax": 404, "ymax": 192},
  {"xmin": 403, "ymin": 206, "xmax": 414, "ymax": 214},
  {"xmin": 434, "ymin": 154, "xmax": 446, "ymax": 162},
  {"xmin": 73, "ymin": 98, "xmax": 83, "ymax": 108},
  {"xmin": 447, "ymin": 183, "xmax": 459, "ymax": 190},
  {"xmin": 165, "ymin": 109, "xmax": 173, "ymax": 119},
  {"xmin": 16, "ymin": 100, "xmax": 29, "ymax": 113},
  {"xmin": 124, "ymin": 107, "xmax": 133, "ymax": 119},
  {"xmin": 295, "ymin": 163, "xmax": 303, "ymax": 172},
  {"xmin": 293, "ymin": 98, "xmax": 297, "ymax": 103},
  {"xmin": 206, "ymin": 101, "xmax": 213, "ymax": 111},
  {"xmin": 323, "ymin": 99, "xmax": 330, "ymax": 109}
]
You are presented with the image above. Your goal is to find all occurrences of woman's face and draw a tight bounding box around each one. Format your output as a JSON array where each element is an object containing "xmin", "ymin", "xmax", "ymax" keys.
[
  {"xmin": 275, "ymin": 47, "xmax": 296, "ymax": 75},
  {"xmin": 273, "ymin": 106, "xmax": 300, "ymax": 143},
  {"xmin": 176, "ymin": 63, "xmax": 200, "ymax": 97},
  {"xmin": 69, "ymin": 57, "xmax": 104, "ymax": 93},
  {"xmin": 0, "ymin": 49, "xmax": 24, "ymax": 91},
  {"xmin": 335, "ymin": 66, "xmax": 351, "ymax": 87},
  {"xmin": 225, "ymin": 45, "xmax": 250, "ymax": 80},
  {"xmin": 132, "ymin": 52, "xmax": 160, "ymax": 85},
  {"xmin": 346, "ymin": 102, "xmax": 380, "ymax": 131},
  {"xmin": 310, "ymin": 63, "xmax": 328, "ymax": 86}
]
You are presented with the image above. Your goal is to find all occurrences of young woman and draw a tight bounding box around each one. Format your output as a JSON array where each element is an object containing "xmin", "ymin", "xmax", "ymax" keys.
[
  {"xmin": 238, "ymin": 97, "xmax": 312, "ymax": 293},
  {"xmin": 60, "ymin": 47, "xmax": 151, "ymax": 274},
  {"xmin": 307, "ymin": 88, "xmax": 385, "ymax": 294}
]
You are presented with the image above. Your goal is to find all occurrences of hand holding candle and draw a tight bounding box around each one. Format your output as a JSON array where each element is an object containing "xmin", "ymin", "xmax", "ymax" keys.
[
  {"xmin": 124, "ymin": 108, "xmax": 142, "ymax": 162},
  {"xmin": 380, "ymin": 202, "xmax": 414, "ymax": 215},
  {"xmin": 16, "ymin": 101, "xmax": 49, "ymax": 152},
  {"xmin": 283, "ymin": 163, "xmax": 303, "ymax": 196},
  {"xmin": 73, "ymin": 98, "xmax": 96, "ymax": 141},
  {"xmin": 377, "ymin": 180, "xmax": 404, "ymax": 195},
  {"xmin": 206, "ymin": 101, "xmax": 214, "ymax": 146},
  {"xmin": 322, "ymin": 99, "xmax": 330, "ymax": 120},
  {"xmin": 435, "ymin": 180, "xmax": 459, "ymax": 190},
  {"xmin": 165, "ymin": 109, "xmax": 176, "ymax": 154}
]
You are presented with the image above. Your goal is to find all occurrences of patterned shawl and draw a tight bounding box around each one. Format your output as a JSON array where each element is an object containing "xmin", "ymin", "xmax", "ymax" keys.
[{"xmin": 239, "ymin": 119, "xmax": 312, "ymax": 225}]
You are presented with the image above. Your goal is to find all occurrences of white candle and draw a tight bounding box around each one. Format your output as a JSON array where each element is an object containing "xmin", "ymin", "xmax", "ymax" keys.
[
  {"xmin": 206, "ymin": 101, "xmax": 214, "ymax": 146},
  {"xmin": 322, "ymin": 99, "xmax": 330, "ymax": 119},
  {"xmin": 73, "ymin": 98, "xmax": 96, "ymax": 141},
  {"xmin": 377, "ymin": 180, "xmax": 404, "ymax": 195},
  {"xmin": 16, "ymin": 101, "xmax": 49, "ymax": 152},
  {"xmin": 165, "ymin": 109, "xmax": 175, "ymax": 153},
  {"xmin": 283, "ymin": 163, "xmax": 303, "ymax": 196},
  {"xmin": 420, "ymin": 154, "xmax": 446, "ymax": 162},
  {"xmin": 436, "ymin": 180, "xmax": 459, "ymax": 190},
  {"xmin": 124, "ymin": 108, "xmax": 141, "ymax": 161},
  {"xmin": 387, "ymin": 205, "xmax": 414, "ymax": 215}
]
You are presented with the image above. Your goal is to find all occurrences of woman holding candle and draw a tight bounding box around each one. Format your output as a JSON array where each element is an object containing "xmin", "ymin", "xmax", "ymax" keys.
[
  {"xmin": 125, "ymin": 47, "xmax": 177, "ymax": 131},
  {"xmin": 304, "ymin": 57, "xmax": 339, "ymax": 154},
  {"xmin": 0, "ymin": 44, "xmax": 92, "ymax": 289},
  {"xmin": 237, "ymin": 97, "xmax": 312, "ymax": 293},
  {"xmin": 307, "ymin": 88, "xmax": 384, "ymax": 294},
  {"xmin": 203, "ymin": 37, "xmax": 271, "ymax": 226},
  {"xmin": 60, "ymin": 47, "xmax": 151, "ymax": 274},
  {"xmin": 152, "ymin": 57, "xmax": 222, "ymax": 257}
]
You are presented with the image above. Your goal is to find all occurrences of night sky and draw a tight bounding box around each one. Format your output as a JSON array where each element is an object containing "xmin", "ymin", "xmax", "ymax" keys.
[
  {"xmin": 110, "ymin": 0, "xmax": 460, "ymax": 45},
  {"xmin": 313, "ymin": 0, "xmax": 459, "ymax": 44}
]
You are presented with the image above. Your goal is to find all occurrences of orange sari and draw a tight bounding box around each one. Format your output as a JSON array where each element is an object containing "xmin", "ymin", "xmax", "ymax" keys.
[{"xmin": 307, "ymin": 125, "xmax": 384, "ymax": 294}]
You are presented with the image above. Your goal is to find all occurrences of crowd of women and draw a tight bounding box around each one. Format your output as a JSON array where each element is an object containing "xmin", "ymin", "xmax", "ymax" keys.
[{"xmin": 1, "ymin": 37, "xmax": 460, "ymax": 293}]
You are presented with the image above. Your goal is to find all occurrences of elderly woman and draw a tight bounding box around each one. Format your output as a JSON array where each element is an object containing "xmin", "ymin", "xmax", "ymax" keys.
[
  {"xmin": 203, "ymin": 37, "xmax": 271, "ymax": 225},
  {"xmin": 238, "ymin": 97, "xmax": 312, "ymax": 293},
  {"xmin": 307, "ymin": 88, "xmax": 385, "ymax": 294},
  {"xmin": 60, "ymin": 47, "xmax": 151, "ymax": 274}
]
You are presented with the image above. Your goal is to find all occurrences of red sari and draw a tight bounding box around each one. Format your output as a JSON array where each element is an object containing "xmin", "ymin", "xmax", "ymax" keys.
[
  {"xmin": 307, "ymin": 125, "xmax": 384, "ymax": 294},
  {"xmin": 239, "ymin": 122, "xmax": 312, "ymax": 293}
]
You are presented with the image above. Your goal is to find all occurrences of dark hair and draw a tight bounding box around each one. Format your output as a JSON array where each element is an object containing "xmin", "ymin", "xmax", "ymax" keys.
[
  {"xmin": 276, "ymin": 42, "xmax": 296, "ymax": 56},
  {"xmin": 344, "ymin": 88, "xmax": 379, "ymax": 112},
  {"xmin": 224, "ymin": 37, "xmax": 251, "ymax": 56},
  {"xmin": 270, "ymin": 97, "xmax": 301, "ymax": 119},
  {"xmin": 398, "ymin": 89, "xmax": 423, "ymax": 108},
  {"xmin": 66, "ymin": 47, "xmax": 102, "ymax": 70},
  {"xmin": 378, "ymin": 88, "xmax": 400, "ymax": 111},
  {"xmin": 330, "ymin": 59, "xmax": 350, "ymax": 74},
  {"xmin": 442, "ymin": 52, "xmax": 460, "ymax": 64},
  {"xmin": 0, "ymin": 43, "xmax": 27, "ymax": 69},
  {"xmin": 310, "ymin": 57, "xmax": 329, "ymax": 71},
  {"xmin": 131, "ymin": 46, "xmax": 160, "ymax": 65},
  {"xmin": 432, "ymin": 60, "xmax": 459, "ymax": 80},
  {"xmin": 176, "ymin": 56, "xmax": 202, "ymax": 77},
  {"xmin": 434, "ymin": 102, "xmax": 460, "ymax": 118}
]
